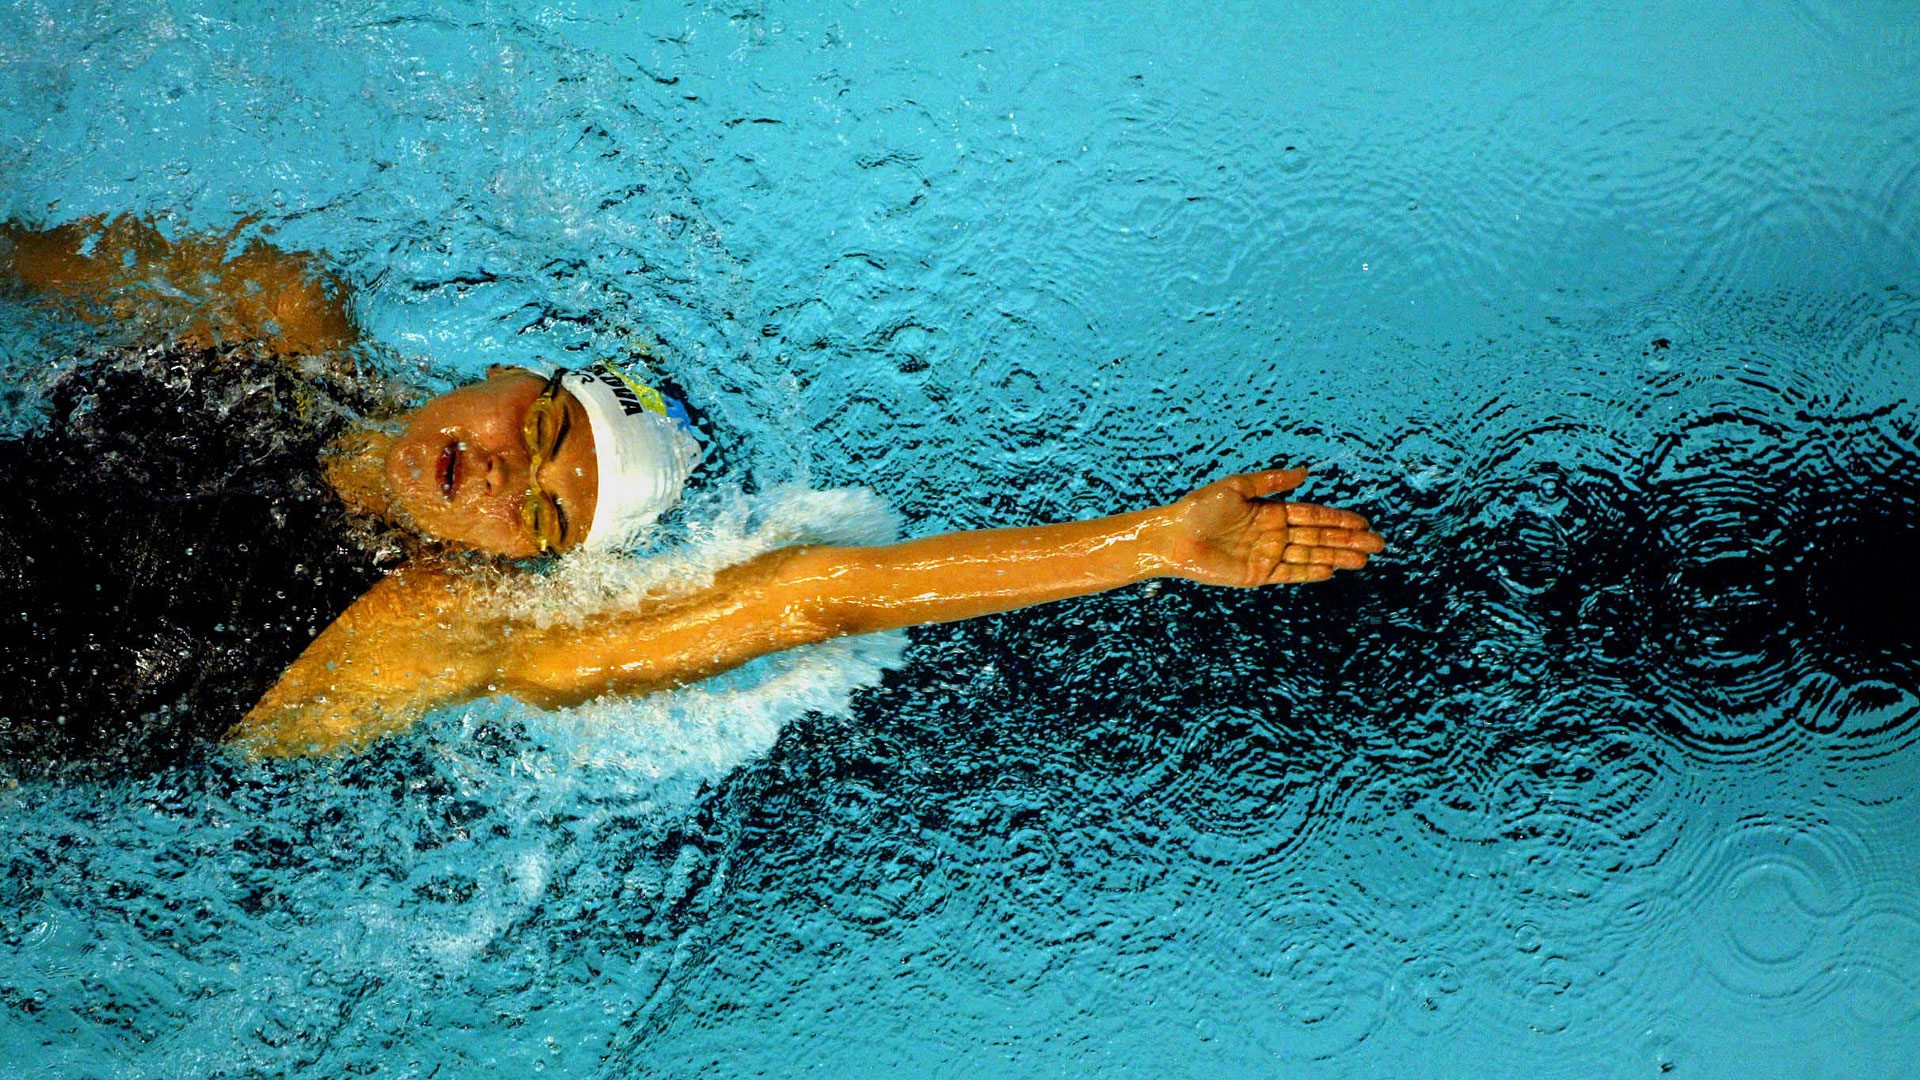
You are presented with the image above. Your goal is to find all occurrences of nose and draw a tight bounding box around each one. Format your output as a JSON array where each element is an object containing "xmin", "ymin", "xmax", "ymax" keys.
[
  {"xmin": 483, "ymin": 448, "xmax": 518, "ymax": 496},
  {"xmin": 533, "ymin": 456, "xmax": 571, "ymax": 495}
]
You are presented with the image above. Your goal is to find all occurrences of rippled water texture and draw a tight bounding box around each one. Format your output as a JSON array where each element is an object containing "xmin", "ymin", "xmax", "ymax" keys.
[{"xmin": 2, "ymin": 1, "xmax": 1918, "ymax": 1077}]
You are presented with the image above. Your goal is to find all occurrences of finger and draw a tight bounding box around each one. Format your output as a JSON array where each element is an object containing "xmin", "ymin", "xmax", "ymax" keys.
[
  {"xmin": 1280, "ymin": 524, "xmax": 1386, "ymax": 553},
  {"xmin": 1284, "ymin": 501, "xmax": 1371, "ymax": 531},
  {"xmin": 1267, "ymin": 562, "xmax": 1335, "ymax": 585},
  {"xmin": 1282, "ymin": 544, "xmax": 1370, "ymax": 569},
  {"xmin": 1234, "ymin": 467, "xmax": 1309, "ymax": 499}
]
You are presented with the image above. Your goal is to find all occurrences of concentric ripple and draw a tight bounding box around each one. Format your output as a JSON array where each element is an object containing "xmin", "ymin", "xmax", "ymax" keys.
[
  {"xmin": 1680, "ymin": 815, "xmax": 1871, "ymax": 1001},
  {"xmin": 3, "ymin": 1, "xmax": 1919, "ymax": 1077}
]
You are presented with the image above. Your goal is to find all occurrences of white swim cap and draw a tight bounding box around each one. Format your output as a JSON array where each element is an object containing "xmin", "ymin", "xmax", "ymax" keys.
[{"xmin": 559, "ymin": 360, "xmax": 703, "ymax": 551}]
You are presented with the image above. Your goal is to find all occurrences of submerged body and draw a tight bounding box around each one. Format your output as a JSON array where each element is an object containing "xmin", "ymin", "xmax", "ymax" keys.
[
  {"xmin": 0, "ymin": 340, "xmax": 387, "ymax": 769},
  {"xmin": 2, "ymin": 217, "xmax": 1385, "ymax": 767}
]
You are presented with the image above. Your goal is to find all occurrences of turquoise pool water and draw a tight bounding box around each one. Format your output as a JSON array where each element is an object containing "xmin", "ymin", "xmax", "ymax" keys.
[{"xmin": 2, "ymin": 1, "xmax": 1918, "ymax": 1076}]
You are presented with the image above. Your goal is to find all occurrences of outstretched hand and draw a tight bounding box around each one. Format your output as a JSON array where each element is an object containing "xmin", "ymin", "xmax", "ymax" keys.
[{"xmin": 1153, "ymin": 468, "xmax": 1383, "ymax": 587}]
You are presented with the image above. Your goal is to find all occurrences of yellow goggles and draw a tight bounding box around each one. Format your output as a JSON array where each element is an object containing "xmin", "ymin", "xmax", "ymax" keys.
[{"xmin": 519, "ymin": 369, "xmax": 570, "ymax": 553}]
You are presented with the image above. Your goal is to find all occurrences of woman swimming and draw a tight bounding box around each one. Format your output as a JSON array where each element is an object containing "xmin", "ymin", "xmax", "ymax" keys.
[{"xmin": 1, "ymin": 217, "xmax": 1385, "ymax": 766}]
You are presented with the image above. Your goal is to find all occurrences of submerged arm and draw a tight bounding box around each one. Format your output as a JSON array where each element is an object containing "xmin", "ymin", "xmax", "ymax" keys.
[
  {"xmin": 1, "ymin": 215, "xmax": 354, "ymax": 355},
  {"xmin": 229, "ymin": 468, "xmax": 1383, "ymax": 757}
]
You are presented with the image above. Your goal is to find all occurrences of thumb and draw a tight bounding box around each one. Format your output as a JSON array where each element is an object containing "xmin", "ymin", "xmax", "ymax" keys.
[{"xmin": 1235, "ymin": 467, "xmax": 1309, "ymax": 499}]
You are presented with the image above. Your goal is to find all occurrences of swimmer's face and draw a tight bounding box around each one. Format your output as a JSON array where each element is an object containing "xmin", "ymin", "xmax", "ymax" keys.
[{"xmin": 384, "ymin": 368, "xmax": 599, "ymax": 557}]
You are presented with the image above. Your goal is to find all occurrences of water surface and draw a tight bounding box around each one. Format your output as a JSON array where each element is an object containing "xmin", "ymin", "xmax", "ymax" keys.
[{"xmin": 1, "ymin": 1, "xmax": 1917, "ymax": 1076}]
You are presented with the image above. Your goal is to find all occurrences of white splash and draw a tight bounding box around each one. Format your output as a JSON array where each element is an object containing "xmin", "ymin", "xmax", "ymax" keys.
[{"xmin": 447, "ymin": 485, "xmax": 907, "ymax": 784}]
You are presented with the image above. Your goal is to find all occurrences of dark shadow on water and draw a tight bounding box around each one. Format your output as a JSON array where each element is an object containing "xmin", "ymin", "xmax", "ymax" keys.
[{"xmin": 715, "ymin": 412, "xmax": 1920, "ymax": 917}]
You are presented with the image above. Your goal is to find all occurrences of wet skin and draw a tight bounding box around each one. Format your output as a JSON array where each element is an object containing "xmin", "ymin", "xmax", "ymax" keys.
[
  {"xmin": 385, "ymin": 370, "xmax": 599, "ymax": 557},
  {"xmin": 0, "ymin": 214, "xmax": 594, "ymax": 557},
  {"xmin": 1, "ymin": 219, "xmax": 1391, "ymax": 758},
  {"xmin": 238, "ymin": 467, "xmax": 1387, "ymax": 756}
]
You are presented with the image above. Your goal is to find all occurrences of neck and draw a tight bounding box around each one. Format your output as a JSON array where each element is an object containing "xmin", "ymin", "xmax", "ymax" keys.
[{"xmin": 321, "ymin": 425, "xmax": 397, "ymax": 519}]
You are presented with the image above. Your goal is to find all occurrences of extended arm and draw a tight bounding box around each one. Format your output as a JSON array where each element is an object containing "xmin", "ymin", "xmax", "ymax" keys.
[{"xmin": 229, "ymin": 468, "xmax": 1382, "ymax": 756}]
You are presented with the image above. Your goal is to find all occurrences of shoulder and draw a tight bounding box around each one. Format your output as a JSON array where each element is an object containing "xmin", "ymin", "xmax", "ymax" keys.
[{"xmin": 232, "ymin": 560, "xmax": 520, "ymax": 757}]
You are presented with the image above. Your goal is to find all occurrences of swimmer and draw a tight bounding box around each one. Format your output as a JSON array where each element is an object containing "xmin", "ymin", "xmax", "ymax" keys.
[{"xmin": 0, "ymin": 217, "xmax": 1384, "ymax": 766}]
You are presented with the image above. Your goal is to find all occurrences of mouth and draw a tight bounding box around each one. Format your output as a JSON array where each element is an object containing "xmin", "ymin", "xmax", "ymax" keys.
[{"xmin": 438, "ymin": 442, "xmax": 457, "ymax": 500}]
